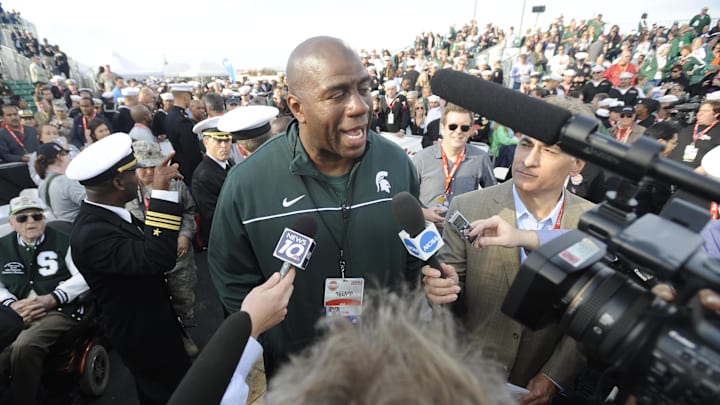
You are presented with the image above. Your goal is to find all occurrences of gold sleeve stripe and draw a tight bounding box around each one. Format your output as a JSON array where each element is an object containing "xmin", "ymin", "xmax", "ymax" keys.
[
  {"xmin": 146, "ymin": 211, "xmax": 183, "ymax": 222},
  {"xmin": 145, "ymin": 220, "xmax": 180, "ymax": 231},
  {"xmin": 145, "ymin": 216, "xmax": 182, "ymax": 227}
]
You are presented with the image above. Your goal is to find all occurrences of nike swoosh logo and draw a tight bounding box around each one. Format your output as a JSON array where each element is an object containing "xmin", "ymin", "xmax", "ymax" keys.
[{"xmin": 282, "ymin": 195, "xmax": 306, "ymax": 208}]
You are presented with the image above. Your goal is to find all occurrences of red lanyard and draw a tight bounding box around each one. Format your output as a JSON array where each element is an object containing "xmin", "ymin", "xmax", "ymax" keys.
[
  {"xmin": 82, "ymin": 113, "xmax": 96, "ymax": 131},
  {"xmin": 553, "ymin": 196, "xmax": 566, "ymax": 230},
  {"xmin": 711, "ymin": 202, "xmax": 718, "ymax": 221},
  {"xmin": 615, "ymin": 127, "xmax": 631, "ymax": 144},
  {"xmin": 692, "ymin": 120, "xmax": 718, "ymax": 145},
  {"xmin": 2, "ymin": 122, "xmax": 26, "ymax": 151},
  {"xmin": 440, "ymin": 146, "xmax": 465, "ymax": 195},
  {"xmin": 386, "ymin": 97, "xmax": 397, "ymax": 110}
]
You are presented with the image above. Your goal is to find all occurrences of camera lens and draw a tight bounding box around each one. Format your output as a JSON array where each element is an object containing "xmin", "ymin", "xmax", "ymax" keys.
[{"xmin": 558, "ymin": 264, "xmax": 657, "ymax": 363}]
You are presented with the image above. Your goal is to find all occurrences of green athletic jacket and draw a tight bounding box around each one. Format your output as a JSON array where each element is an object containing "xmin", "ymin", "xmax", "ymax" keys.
[
  {"xmin": 0, "ymin": 227, "xmax": 89, "ymax": 318},
  {"xmin": 208, "ymin": 120, "xmax": 423, "ymax": 369}
]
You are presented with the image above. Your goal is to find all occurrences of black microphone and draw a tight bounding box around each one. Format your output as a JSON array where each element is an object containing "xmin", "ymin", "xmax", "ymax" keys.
[
  {"xmin": 274, "ymin": 215, "xmax": 317, "ymax": 278},
  {"xmin": 431, "ymin": 68, "xmax": 571, "ymax": 145},
  {"xmin": 167, "ymin": 311, "xmax": 253, "ymax": 405},
  {"xmin": 392, "ymin": 191, "xmax": 445, "ymax": 277},
  {"xmin": 431, "ymin": 68, "xmax": 720, "ymax": 202}
]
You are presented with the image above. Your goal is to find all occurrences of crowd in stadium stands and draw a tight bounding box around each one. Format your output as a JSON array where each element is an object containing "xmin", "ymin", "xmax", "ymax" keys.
[{"xmin": 1, "ymin": 4, "xmax": 720, "ymax": 405}]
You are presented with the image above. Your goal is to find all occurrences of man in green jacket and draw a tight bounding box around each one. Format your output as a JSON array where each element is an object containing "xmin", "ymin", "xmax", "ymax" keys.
[
  {"xmin": 208, "ymin": 36, "xmax": 423, "ymax": 378},
  {"xmin": 0, "ymin": 196, "xmax": 90, "ymax": 404}
]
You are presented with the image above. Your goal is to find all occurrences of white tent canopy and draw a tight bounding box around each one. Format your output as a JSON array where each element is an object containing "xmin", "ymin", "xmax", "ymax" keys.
[
  {"xmin": 109, "ymin": 52, "xmax": 163, "ymax": 78},
  {"xmin": 163, "ymin": 61, "xmax": 228, "ymax": 78}
]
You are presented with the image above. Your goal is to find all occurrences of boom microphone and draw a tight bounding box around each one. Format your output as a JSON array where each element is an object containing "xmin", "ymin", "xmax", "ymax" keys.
[
  {"xmin": 430, "ymin": 68, "xmax": 720, "ymax": 202},
  {"xmin": 274, "ymin": 215, "xmax": 317, "ymax": 278},
  {"xmin": 168, "ymin": 311, "xmax": 252, "ymax": 405},
  {"xmin": 431, "ymin": 68, "xmax": 571, "ymax": 145},
  {"xmin": 392, "ymin": 192, "xmax": 445, "ymax": 277}
]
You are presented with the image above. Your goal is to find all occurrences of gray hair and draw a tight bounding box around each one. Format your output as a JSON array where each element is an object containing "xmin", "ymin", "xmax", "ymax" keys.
[
  {"xmin": 203, "ymin": 92, "xmax": 225, "ymax": 114},
  {"xmin": 265, "ymin": 290, "xmax": 517, "ymax": 405}
]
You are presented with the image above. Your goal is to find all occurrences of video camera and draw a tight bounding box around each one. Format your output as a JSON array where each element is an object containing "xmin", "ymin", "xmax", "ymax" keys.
[
  {"xmin": 668, "ymin": 99, "xmax": 702, "ymax": 128},
  {"xmin": 501, "ymin": 114, "xmax": 720, "ymax": 405}
]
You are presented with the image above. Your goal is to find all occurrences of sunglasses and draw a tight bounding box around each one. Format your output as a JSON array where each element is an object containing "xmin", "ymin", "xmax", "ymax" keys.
[
  {"xmin": 415, "ymin": 107, "xmax": 425, "ymax": 110},
  {"xmin": 671, "ymin": 70, "xmax": 680, "ymax": 73},
  {"xmin": 15, "ymin": 213, "xmax": 44, "ymax": 223},
  {"xmin": 620, "ymin": 114, "xmax": 634, "ymax": 118},
  {"xmin": 448, "ymin": 124, "xmax": 471, "ymax": 132}
]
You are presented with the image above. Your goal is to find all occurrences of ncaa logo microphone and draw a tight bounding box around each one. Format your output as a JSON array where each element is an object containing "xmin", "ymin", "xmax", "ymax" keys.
[{"xmin": 398, "ymin": 222, "xmax": 444, "ymax": 262}]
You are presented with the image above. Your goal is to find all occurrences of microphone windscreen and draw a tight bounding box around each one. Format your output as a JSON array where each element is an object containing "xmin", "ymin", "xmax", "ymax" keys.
[
  {"xmin": 431, "ymin": 69, "xmax": 572, "ymax": 145},
  {"xmin": 392, "ymin": 191, "xmax": 425, "ymax": 237},
  {"xmin": 168, "ymin": 311, "xmax": 252, "ymax": 405},
  {"xmin": 292, "ymin": 214, "xmax": 317, "ymax": 238}
]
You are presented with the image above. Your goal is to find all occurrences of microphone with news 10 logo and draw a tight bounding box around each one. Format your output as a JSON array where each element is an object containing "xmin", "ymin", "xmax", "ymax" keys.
[
  {"xmin": 273, "ymin": 227, "xmax": 317, "ymax": 270},
  {"xmin": 398, "ymin": 222, "xmax": 444, "ymax": 261}
]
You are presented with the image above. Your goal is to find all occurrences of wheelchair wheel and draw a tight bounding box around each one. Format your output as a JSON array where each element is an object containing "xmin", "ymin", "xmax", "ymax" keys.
[{"xmin": 78, "ymin": 344, "xmax": 110, "ymax": 397}]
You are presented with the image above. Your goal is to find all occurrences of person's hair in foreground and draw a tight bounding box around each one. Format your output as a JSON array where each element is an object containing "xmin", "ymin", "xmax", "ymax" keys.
[{"xmin": 265, "ymin": 290, "xmax": 517, "ymax": 405}]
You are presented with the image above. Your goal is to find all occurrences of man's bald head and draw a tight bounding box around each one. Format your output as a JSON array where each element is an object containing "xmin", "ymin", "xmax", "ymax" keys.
[
  {"xmin": 286, "ymin": 36, "xmax": 359, "ymax": 96},
  {"xmin": 131, "ymin": 104, "xmax": 152, "ymax": 125}
]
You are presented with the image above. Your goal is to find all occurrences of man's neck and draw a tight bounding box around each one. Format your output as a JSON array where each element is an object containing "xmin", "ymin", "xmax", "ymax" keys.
[
  {"xmin": 7, "ymin": 123, "xmax": 21, "ymax": 131},
  {"xmin": 20, "ymin": 235, "xmax": 39, "ymax": 245},
  {"xmin": 441, "ymin": 142, "xmax": 464, "ymax": 161},
  {"xmin": 516, "ymin": 186, "xmax": 563, "ymax": 220}
]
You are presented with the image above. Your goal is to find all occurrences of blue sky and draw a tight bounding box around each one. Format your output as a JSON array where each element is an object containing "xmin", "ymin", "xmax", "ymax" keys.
[{"xmin": 9, "ymin": 0, "xmax": 713, "ymax": 73}]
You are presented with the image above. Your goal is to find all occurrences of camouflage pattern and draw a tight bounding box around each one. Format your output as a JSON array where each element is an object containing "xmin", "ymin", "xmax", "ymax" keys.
[{"xmin": 126, "ymin": 180, "xmax": 198, "ymax": 320}]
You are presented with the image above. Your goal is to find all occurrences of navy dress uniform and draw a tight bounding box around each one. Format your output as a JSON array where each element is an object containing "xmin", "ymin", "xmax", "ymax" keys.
[
  {"xmin": 151, "ymin": 93, "xmax": 174, "ymax": 138},
  {"xmin": 165, "ymin": 84, "xmax": 202, "ymax": 187},
  {"xmin": 67, "ymin": 133, "xmax": 190, "ymax": 405},
  {"xmin": 191, "ymin": 117, "xmax": 231, "ymax": 248},
  {"xmin": 112, "ymin": 87, "xmax": 138, "ymax": 133}
]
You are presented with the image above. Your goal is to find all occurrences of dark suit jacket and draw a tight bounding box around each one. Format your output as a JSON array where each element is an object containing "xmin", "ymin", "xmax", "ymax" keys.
[
  {"xmin": 112, "ymin": 105, "xmax": 134, "ymax": 133},
  {"xmin": 192, "ymin": 155, "xmax": 229, "ymax": 247},
  {"xmin": 378, "ymin": 95, "xmax": 410, "ymax": 133},
  {"xmin": 166, "ymin": 106, "xmax": 202, "ymax": 185},
  {"xmin": 71, "ymin": 200, "xmax": 190, "ymax": 400},
  {"xmin": 440, "ymin": 181, "xmax": 594, "ymax": 388},
  {"xmin": 70, "ymin": 114, "xmax": 112, "ymax": 149},
  {"xmin": 0, "ymin": 126, "xmax": 38, "ymax": 162}
]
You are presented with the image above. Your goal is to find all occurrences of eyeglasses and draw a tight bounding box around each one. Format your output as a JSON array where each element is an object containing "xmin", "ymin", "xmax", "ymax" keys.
[
  {"xmin": 15, "ymin": 213, "xmax": 44, "ymax": 223},
  {"xmin": 447, "ymin": 124, "xmax": 471, "ymax": 132}
]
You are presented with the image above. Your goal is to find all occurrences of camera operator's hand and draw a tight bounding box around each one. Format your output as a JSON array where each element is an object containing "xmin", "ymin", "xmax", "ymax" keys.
[
  {"xmin": 421, "ymin": 263, "xmax": 460, "ymax": 305},
  {"xmin": 522, "ymin": 373, "xmax": 558, "ymax": 405},
  {"xmin": 468, "ymin": 215, "xmax": 540, "ymax": 250},
  {"xmin": 652, "ymin": 285, "xmax": 720, "ymax": 312},
  {"xmin": 699, "ymin": 289, "xmax": 720, "ymax": 312}
]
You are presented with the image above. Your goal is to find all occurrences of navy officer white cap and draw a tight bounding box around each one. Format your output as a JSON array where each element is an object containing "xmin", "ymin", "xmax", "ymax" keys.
[
  {"xmin": 121, "ymin": 87, "xmax": 140, "ymax": 97},
  {"xmin": 66, "ymin": 133, "xmax": 139, "ymax": 186},
  {"xmin": 217, "ymin": 105, "xmax": 279, "ymax": 141},
  {"xmin": 169, "ymin": 83, "xmax": 194, "ymax": 93},
  {"xmin": 192, "ymin": 116, "xmax": 229, "ymax": 139},
  {"xmin": 160, "ymin": 93, "xmax": 174, "ymax": 101}
]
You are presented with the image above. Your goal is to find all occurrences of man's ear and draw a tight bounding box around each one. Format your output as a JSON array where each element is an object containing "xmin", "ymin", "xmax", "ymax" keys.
[
  {"xmin": 286, "ymin": 93, "xmax": 304, "ymax": 124},
  {"xmin": 236, "ymin": 144, "xmax": 251, "ymax": 158},
  {"xmin": 112, "ymin": 174, "xmax": 126, "ymax": 192},
  {"xmin": 570, "ymin": 158, "xmax": 586, "ymax": 177}
]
